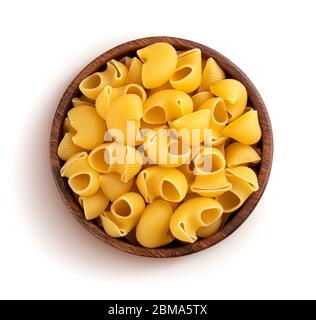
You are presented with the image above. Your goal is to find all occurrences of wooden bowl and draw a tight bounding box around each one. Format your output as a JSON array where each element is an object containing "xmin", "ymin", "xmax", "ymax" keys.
[{"xmin": 50, "ymin": 36, "xmax": 273, "ymax": 258}]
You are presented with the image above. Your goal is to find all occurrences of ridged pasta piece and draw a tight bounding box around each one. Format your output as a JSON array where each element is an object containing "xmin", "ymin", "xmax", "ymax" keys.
[
  {"xmin": 136, "ymin": 166, "xmax": 187, "ymax": 203},
  {"xmin": 126, "ymin": 57, "xmax": 143, "ymax": 86},
  {"xmin": 199, "ymin": 97, "xmax": 228, "ymax": 146},
  {"xmin": 191, "ymin": 91, "xmax": 213, "ymax": 111},
  {"xmin": 178, "ymin": 163, "xmax": 195, "ymax": 186},
  {"xmin": 210, "ymin": 79, "xmax": 247, "ymax": 121},
  {"xmin": 68, "ymin": 106, "xmax": 106, "ymax": 150},
  {"xmin": 137, "ymin": 42, "xmax": 177, "ymax": 89},
  {"xmin": 198, "ymin": 57, "xmax": 225, "ymax": 92},
  {"xmin": 190, "ymin": 170, "xmax": 232, "ymax": 197},
  {"xmin": 60, "ymin": 152, "xmax": 89, "ymax": 178},
  {"xmin": 96, "ymin": 84, "xmax": 146, "ymax": 120},
  {"xmin": 196, "ymin": 215, "xmax": 222, "ymax": 238},
  {"xmin": 119, "ymin": 56, "xmax": 132, "ymax": 69},
  {"xmin": 216, "ymin": 141, "xmax": 226, "ymax": 157},
  {"xmin": 63, "ymin": 117, "xmax": 76, "ymax": 134},
  {"xmin": 193, "ymin": 146, "xmax": 226, "ymax": 175},
  {"xmin": 105, "ymin": 94, "xmax": 143, "ymax": 146},
  {"xmin": 79, "ymin": 189, "xmax": 109, "ymax": 220},
  {"xmin": 101, "ymin": 192, "xmax": 145, "ymax": 237},
  {"xmin": 170, "ymin": 49, "xmax": 202, "ymax": 93},
  {"xmin": 100, "ymin": 173, "xmax": 134, "ymax": 201},
  {"xmin": 223, "ymin": 110, "xmax": 262, "ymax": 145},
  {"xmin": 58, "ymin": 132, "xmax": 84, "ymax": 161},
  {"xmin": 68, "ymin": 168, "xmax": 100, "ymax": 197},
  {"xmin": 225, "ymin": 142, "xmax": 261, "ymax": 167},
  {"xmin": 142, "ymin": 127, "xmax": 191, "ymax": 167},
  {"xmin": 88, "ymin": 143, "xmax": 143, "ymax": 182},
  {"xmin": 216, "ymin": 166, "xmax": 258, "ymax": 212},
  {"xmin": 136, "ymin": 200, "xmax": 174, "ymax": 248},
  {"xmin": 149, "ymin": 81, "xmax": 173, "ymax": 96},
  {"xmin": 169, "ymin": 109, "xmax": 211, "ymax": 145},
  {"xmin": 79, "ymin": 59, "xmax": 128, "ymax": 99},
  {"xmin": 170, "ymin": 197, "xmax": 223, "ymax": 243},
  {"xmin": 143, "ymin": 90, "xmax": 193, "ymax": 124},
  {"xmin": 72, "ymin": 96, "xmax": 94, "ymax": 107}
]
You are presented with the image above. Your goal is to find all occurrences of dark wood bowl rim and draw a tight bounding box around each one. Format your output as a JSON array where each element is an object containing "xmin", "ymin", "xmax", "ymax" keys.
[{"xmin": 49, "ymin": 36, "xmax": 273, "ymax": 258}]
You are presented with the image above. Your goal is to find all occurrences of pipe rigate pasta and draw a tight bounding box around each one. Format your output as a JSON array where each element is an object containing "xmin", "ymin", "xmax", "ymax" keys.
[
  {"xmin": 225, "ymin": 142, "xmax": 261, "ymax": 167},
  {"xmin": 137, "ymin": 42, "xmax": 177, "ymax": 89},
  {"xmin": 88, "ymin": 143, "xmax": 143, "ymax": 182},
  {"xmin": 169, "ymin": 109, "xmax": 212, "ymax": 145},
  {"xmin": 119, "ymin": 56, "xmax": 133, "ymax": 69},
  {"xmin": 126, "ymin": 57, "xmax": 143, "ymax": 86},
  {"xmin": 96, "ymin": 84, "xmax": 146, "ymax": 120},
  {"xmin": 79, "ymin": 189, "xmax": 109, "ymax": 220},
  {"xmin": 223, "ymin": 110, "xmax": 262, "ymax": 145},
  {"xmin": 68, "ymin": 106, "xmax": 106, "ymax": 150},
  {"xmin": 210, "ymin": 79, "xmax": 247, "ymax": 121},
  {"xmin": 198, "ymin": 57, "xmax": 225, "ymax": 92},
  {"xmin": 101, "ymin": 192, "xmax": 145, "ymax": 237},
  {"xmin": 105, "ymin": 94, "xmax": 143, "ymax": 146},
  {"xmin": 170, "ymin": 197, "xmax": 223, "ymax": 243},
  {"xmin": 57, "ymin": 132, "xmax": 84, "ymax": 161},
  {"xmin": 136, "ymin": 166, "xmax": 188, "ymax": 203},
  {"xmin": 143, "ymin": 89, "xmax": 193, "ymax": 124},
  {"xmin": 170, "ymin": 49, "xmax": 202, "ymax": 93},
  {"xmin": 100, "ymin": 173, "xmax": 134, "ymax": 202},
  {"xmin": 79, "ymin": 59, "xmax": 128, "ymax": 99},
  {"xmin": 149, "ymin": 81, "xmax": 173, "ymax": 96},
  {"xmin": 199, "ymin": 97, "xmax": 228, "ymax": 146},
  {"xmin": 136, "ymin": 200, "xmax": 174, "ymax": 248}
]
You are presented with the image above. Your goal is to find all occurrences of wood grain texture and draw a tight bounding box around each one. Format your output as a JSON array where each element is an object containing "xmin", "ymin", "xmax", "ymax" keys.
[{"xmin": 50, "ymin": 36, "xmax": 273, "ymax": 258}]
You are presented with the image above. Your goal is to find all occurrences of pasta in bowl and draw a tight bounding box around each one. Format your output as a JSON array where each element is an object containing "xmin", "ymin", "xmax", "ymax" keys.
[{"xmin": 50, "ymin": 37, "xmax": 273, "ymax": 257}]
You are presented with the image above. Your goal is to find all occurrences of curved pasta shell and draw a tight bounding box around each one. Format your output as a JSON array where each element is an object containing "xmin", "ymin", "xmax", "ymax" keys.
[
  {"xmin": 137, "ymin": 42, "xmax": 177, "ymax": 89},
  {"xmin": 79, "ymin": 189, "xmax": 109, "ymax": 220},
  {"xmin": 191, "ymin": 91, "xmax": 213, "ymax": 111},
  {"xmin": 136, "ymin": 166, "xmax": 188, "ymax": 203},
  {"xmin": 198, "ymin": 57, "xmax": 225, "ymax": 92},
  {"xmin": 68, "ymin": 106, "xmax": 106, "ymax": 150},
  {"xmin": 105, "ymin": 94, "xmax": 143, "ymax": 146},
  {"xmin": 196, "ymin": 216, "xmax": 222, "ymax": 238},
  {"xmin": 100, "ymin": 173, "xmax": 134, "ymax": 202},
  {"xmin": 190, "ymin": 170, "xmax": 232, "ymax": 197},
  {"xmin": 170, "ymin": 197, "xmax": 223, "ymax": 243},
  {"xmin": 170, "ymin": 49, "xmax": 202, "ymax": 93},
  {"xmin": 226, "ymin": 166, "xmax": 259, "ymax": 191},
  {"xmin": 199, "ymin": 97, "xmax": 228, "ymax": 146},
  {"xmin": 143, "ymin": 89, "xmax": 193, "ymax": 124},
  {"xmin": 126, "ymin": 57, "xmax": 143, "ymax": 86},
  {"xmin": 210, "ymin": 79, "xmax": 247, "ymax": 121},
  {"xmin": 169, "ymin": 109, "xmax": 211, "ymax": 145},
  {"xmin": 79, "ymin": 59, "xmax": 128, "ymax": 99},
  {"xmin": 88, "ymin": 143, "xmax": 143, "ymax": 182},
  {"xmin": 68, "ymin": 169, "xmax": 100, "ymax": 197},
  {"xmin": 58, "ymin": 132, "xmax": 84, "ymax": 161},
  {"xmin": 101, "ymin": 192, "xmax": 145, "ymax": 237},
  {"xmin": 222, "ymin": 110, "xmax": 262, "ymax": 145},
  {"xmin": 72, "ymin": 96, "xmax": 94, "ymax": 107},
  {"xmin": 60, "ymin": 152, "xmax": 89, "ymax": 178},
  {"xmin": 225, "ymin": 142, "xmax": 261, "ymax": 167},
  {"xmin": 142, "ymin": 127, "xmax": 191, "ymax": 167},
  {"xmin": 96, "ymin": 84, "xmax": 146, "ymax": 120},
  {"xmin": 193, "ymin": 146, "xmax": 226, "ymax": 175},
  {"xmin": 136, "ymin": 200, "xmax": 174, "ymax": 248}
]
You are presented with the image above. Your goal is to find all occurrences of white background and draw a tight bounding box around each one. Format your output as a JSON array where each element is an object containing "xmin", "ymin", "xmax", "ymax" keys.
[{"xmin": 1, "ymin": 0, "xmax": 315, "ymax": 300}]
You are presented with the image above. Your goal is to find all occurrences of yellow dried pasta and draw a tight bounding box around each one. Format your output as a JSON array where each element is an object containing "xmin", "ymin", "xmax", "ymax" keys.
[
  {"xmin": 225, "ymin": 142, "xmax": 261, "ymax": 167},
  {"xmin": 79, "ymin": 189, "xmax": 109, "ymax": 220},
  {"xmin": 136, "ymin": 200, "xmax": 174, "ymax": 248},
  {"xmin": 191, "ymin": 91, "xmax": 213, "ymax": 111},
  {"xmin": 170, "ymin": 197, "xmax": 223, "ymax": 243},
  {"xmin": 170, "ymin": 49, "xmax": 202, "ymax": 93},
  {"xmin": 137, "ymin": 42, "xmax": 177, "ymax": 89},
  {"xmin": 101, "ymin": 192, "xmax": 145, "ymax": 237},
  {"xmin": 58, "ymin": 132, "xmax": 84, "ymax": 161}
]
